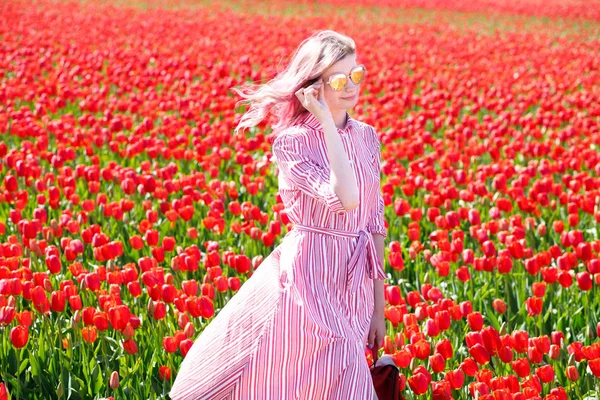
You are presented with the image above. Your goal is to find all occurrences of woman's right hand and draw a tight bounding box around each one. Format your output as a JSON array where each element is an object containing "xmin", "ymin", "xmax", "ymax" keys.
[{"xmin": 295, "ymin": 80, "xmax": 331, "ymax": 123}]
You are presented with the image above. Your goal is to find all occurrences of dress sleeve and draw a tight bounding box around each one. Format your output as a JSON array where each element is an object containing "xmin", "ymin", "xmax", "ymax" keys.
[
  {"xmin": 365, "ymin": 127, "xmax": 387, "ymax": 238},
  {"xmin": 272, "ymin": 132, "xmax": 348, "ymax": 215}
]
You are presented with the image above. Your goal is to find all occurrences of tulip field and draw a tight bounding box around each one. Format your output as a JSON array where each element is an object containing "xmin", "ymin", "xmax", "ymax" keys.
[{"xmin": 1, "ymin": 0, "xmax": 600, "ymax": 398}]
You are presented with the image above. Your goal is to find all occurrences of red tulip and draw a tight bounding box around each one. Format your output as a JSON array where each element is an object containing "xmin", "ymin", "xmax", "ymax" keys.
[
  {"xmin": 576, "ymin": 271, "xmax": 593, "ymax": 291},
  {"xmin": 566, "ymin": 365, "xmax": 579, "ymax": 381},
  {"xmin": 16, "ymin": 310, "xmax": 32, "ymax": 327},
  {"xmin": 180, "ymin": 338, "xmax": 194, "ymax": 358},
  {"xmin": 4, "ymin": 175, "xmax": 18, "ymax": 192},
  {"xmin": 460, "ymin": 358, "xmax": 479, "ymax": 376},
  {"xmin": 492, "ymin": 299, "xmax": 507, "ymax": 314},
  {"xmin": 535, "ymin": 364, "xmax": 555, "ymax": 383},
  {"xmin": 93, "ymin": 311, "xmax": 109, "ymax": 331},
  {"xmin": 0, "ymin": 306, "xmax": 15, "ymax": 326},
  {"xmin": 158, "ymin": 366, "xmax": 171, "ymax": 381},
  {"xmin": 162, "ymin": 236, "xmax": 176, "ymax": 252},
  {"xmin": 589, "ymin": 358, "xmax": 600, "ymax": 377},
  {"xmin": 50, "ymin": 290, "xmax": 66, "ymax": 312},
  {"xmin": 69, "ymin": 295, "xmax": 83, "ymax": 311},
  {"xmin": 162, "ymin": 284, "xmax": 177, "ymax": 303},
  {"xmin": 10, "ymin": 325, "xmax": 29, "ymax": 348},
  {"xmin": 127, "ymin": 281, "xmax": 142, "ymax": 297},
  {"xmin": 84, "ymin": 273, "xmax": 101, "ymax": 291},
  {"xmin": 498, "ymin": 346, "xmax": 513, "ymax": 363},
  {"xmin": 455, "ymin": 266, "xmax": 470, "ymax": 282},
  {"xmin": 129, "ymin": 235, "xmax": 144, "ymax": 250},
  {"xmin": 109, "ymin": 371, "xmax": 119, "ymax": 389},
  {"xmin": 469, "ymin": 343, "xmax": 490, "ymax": 365},
  {"xmin": 429, "ymin": 353, "xmax": 445, "ymax": 373},
  {"xmin": 0, "ymin": 382, "xmax": 7, "ymax": 400},
  {"xmin": 123, "ymin": 339, "xmax": 138, "ymax": 354},
  {"xmin": 413, "ymin": 339, "xmax": 431, "ymax": 360},
  {"xmin": 532, "ymin": 281, "xmax": 546, "ymax": 297},
  {"xmin": 435, "ymin": 339, "xmax": 453, "ymax": 360},
  {"xmin": 525, "ymin": 296, "xmax": 543, "ymax": 316},
  {"xmin": 228, "ymin": 277, "xmax": 241, "ymax": 291},
  {"xmin": 163, "ymin": 336, "xmax": 178, "ymax": 353},
  {"xmin": 445, "ymin": 369, "xmax": 465, "ymax": 390},
  {"xmin": 467, "ymin": 312, "xmax": 483, "ymax": 331},
  {"xmin": 408, "ymin": 372, "xmax": 429, "ymax": 395},
  {"xmin": 145, "ymin": 229, "xmax": 159, "ymax": 247},
  {"xmin": 45, "ymin": 254, "xmax": 61, "ymax": 274},
  {"xmin": 108, "ymin": 305, "xmax": 130, "ymax": 331},
  {"xmin": 153, "ymin": 301, "xmax": 166, "ymax": 320}
]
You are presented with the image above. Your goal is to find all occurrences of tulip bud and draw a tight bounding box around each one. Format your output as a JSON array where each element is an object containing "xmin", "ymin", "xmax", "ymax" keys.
[
  {"xmin": 423, "ymin": 273, "xmax": 430, "ymax": 284},
  {"xmin": 549, "ymin": 344, "xmax": 560, "ymax": 360},
  {"xmin": 566, "ymin": 365, "xmax": 580, "ymax": 381},
  {"xmin": 409, "ymin": 357, "xmax": 417, "ymax": 371},
  {"xmin": 184, "ymin": 322, "xmax": 195, "ymax": 338},
  {"xmin": 147, "ymin": 298, "xmax": 155, "ymax": 314},
  {"xmin": 56, "ymin": 381, "xmax": 64, "ymax": 398},
  {"xmin": 499, "ymin": 322, "xmax": 507, "ymax": 336},
  {"xmin": 110, "ymin": 371, "xmax": 119, "ymax": 389},
  {"xmin": 44, "ymin": 279, "xmax": 53, "ymax": 292},
  {"xmin": 587, "ymin": 325, "xmax": 594, "ymax": 340},
  {"xmin": 122, "ymin": 213, "xmax": 129, "ymax": 225}
]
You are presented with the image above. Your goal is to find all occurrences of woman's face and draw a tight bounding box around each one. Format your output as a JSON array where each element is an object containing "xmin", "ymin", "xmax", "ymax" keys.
[{"xmin": 320, "ymin": 53, "xmax": 361, "ymax": 112}]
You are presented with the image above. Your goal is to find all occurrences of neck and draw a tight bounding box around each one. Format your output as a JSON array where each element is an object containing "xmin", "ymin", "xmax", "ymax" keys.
[{"xmin": 330, "ymin": 109, "xmax": 348, "ymax": 130}]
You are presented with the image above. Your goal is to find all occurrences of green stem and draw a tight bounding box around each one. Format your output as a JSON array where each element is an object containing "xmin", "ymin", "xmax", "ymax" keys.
[
  {"xmin": 57, "ymin": 317, "xmax": 65, "ymax": 400},
  {"xmin": 16, "ymin": 347, "xmax": 21, "ymax": 400},
  {"xmin": 101, "ymin": 334, "xmax": 109, "ymax": 396}
]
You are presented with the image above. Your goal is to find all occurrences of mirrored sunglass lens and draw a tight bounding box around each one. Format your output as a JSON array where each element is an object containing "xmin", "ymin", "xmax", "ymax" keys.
[
  {"xmin": 350, "ymin": 67, "xmax": 365, "ymax": 84},
  {"xmin": 330, "ymin": 75, "xmax": 347, "ymax": 91}
]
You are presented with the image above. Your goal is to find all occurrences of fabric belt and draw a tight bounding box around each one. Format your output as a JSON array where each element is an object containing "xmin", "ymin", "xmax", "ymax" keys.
[{"xmin": 292, "ymin": 223, "xmax": 387, "ymax": 294}]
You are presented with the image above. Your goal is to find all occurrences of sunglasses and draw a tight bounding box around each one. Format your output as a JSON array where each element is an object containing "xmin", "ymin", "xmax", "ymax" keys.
[{"xmin": 323, "ymin": 64, "xmax": 367, "ymax": 91}]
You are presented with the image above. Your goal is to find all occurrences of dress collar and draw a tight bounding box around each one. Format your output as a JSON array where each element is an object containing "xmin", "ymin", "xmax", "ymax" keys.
[{"xmin": 297, "ymin": 111, "xmax": 358, "ymax": 135}]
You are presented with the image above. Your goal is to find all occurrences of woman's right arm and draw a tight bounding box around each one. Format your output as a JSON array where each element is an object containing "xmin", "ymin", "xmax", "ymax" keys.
[{"xmin": 317, "ymin": 115, "xmax": 360, "ymax": 211}]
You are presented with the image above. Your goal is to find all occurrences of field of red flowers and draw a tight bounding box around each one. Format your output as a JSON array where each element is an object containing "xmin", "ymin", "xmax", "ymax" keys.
[{"xmin": 1, "ymin": 0, "xmax": 600, "ymax": 398}]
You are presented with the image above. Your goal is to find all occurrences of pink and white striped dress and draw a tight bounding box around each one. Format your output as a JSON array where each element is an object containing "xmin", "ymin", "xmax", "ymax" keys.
[{"xmin": 169, "ymin": 111, "xmax": 388, "ymax": 400}]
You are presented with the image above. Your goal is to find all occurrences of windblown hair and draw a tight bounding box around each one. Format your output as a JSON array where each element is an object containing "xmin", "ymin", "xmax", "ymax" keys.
[{"xmin": 231, "ymin": 30, "xmax": 356, "ymax": 136}]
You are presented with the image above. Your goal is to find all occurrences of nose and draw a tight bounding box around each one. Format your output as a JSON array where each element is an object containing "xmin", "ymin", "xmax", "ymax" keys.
[{"xmin": 345, "ymin": 79, "xmax": 358, "ymax": 91}]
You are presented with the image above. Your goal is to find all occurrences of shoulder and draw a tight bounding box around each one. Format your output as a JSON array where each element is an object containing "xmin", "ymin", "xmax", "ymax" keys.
[
  {"xmin": 273, "ymin": 123, "xmax": 317, "ymax": 150},
  {"xmin": 356, "ymin": 121, "xmax": 381, "ymax": 151}
]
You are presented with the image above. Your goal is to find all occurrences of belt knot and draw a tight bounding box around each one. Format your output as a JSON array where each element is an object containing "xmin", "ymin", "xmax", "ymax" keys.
[{"xmin": 291, "ymin": 224, "xmax": 386, "ymax": 294}]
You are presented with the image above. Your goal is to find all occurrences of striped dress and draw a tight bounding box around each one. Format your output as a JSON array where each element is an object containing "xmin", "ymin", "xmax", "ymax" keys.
[{"xmin": 169, "ymin": 111, "xmax": 388, "ymax": 400}]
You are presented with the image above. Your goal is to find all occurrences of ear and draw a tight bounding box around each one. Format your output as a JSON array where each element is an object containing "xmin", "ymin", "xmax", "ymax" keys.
[{"xmin": 318, "ymin": 79, "xmax": 325, "ymax": 101}]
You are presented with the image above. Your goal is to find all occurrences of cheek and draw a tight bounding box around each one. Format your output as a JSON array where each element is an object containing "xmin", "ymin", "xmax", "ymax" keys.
[{"xmin": 323, "ymin": 91, "xmax": 337, "ymax": 106}]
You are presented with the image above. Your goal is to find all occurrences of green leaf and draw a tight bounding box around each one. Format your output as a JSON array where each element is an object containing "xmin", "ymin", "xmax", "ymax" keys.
[
  {"xmin": 91, "ymin": 364, "xmax": 104, "ymax": 394},
  {"xmin": 7, "ymin": 348, "xmax": 17, "ymax": 375}
]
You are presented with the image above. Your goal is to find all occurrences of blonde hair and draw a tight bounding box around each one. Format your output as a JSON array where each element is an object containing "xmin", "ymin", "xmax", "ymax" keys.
[{"xmin": 231, "ymin": 30, "xmax": 356, "ymax": 136}]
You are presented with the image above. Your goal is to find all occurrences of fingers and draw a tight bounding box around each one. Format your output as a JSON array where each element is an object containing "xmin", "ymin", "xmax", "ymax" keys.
[
  {"xmin": 367, "ymin": 329, "xmax": 376, "ymax": 349},
  {"xmin": 295, "ymin": 82, "xmax": 322, "ymax": 110},
  {"xmin": 375, "ymin": 333, "xmax": 384, "ymax": 349}
]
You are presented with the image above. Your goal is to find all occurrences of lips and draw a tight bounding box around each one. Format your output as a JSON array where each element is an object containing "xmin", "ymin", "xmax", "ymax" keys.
[{"xmin": 341, "ymin": 94, "xmax": 356, "ymax": 100}]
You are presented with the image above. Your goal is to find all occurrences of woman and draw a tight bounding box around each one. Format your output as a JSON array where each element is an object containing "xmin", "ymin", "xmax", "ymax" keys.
[{"xmin": 170, "ymin": 29, "xmax": 387, "ymax": 400}]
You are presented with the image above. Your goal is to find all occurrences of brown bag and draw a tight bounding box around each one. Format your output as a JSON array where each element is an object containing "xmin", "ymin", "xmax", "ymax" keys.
[{"xmin": 370, "ymin": 348, "xmax": 402, "ymax": 400}]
